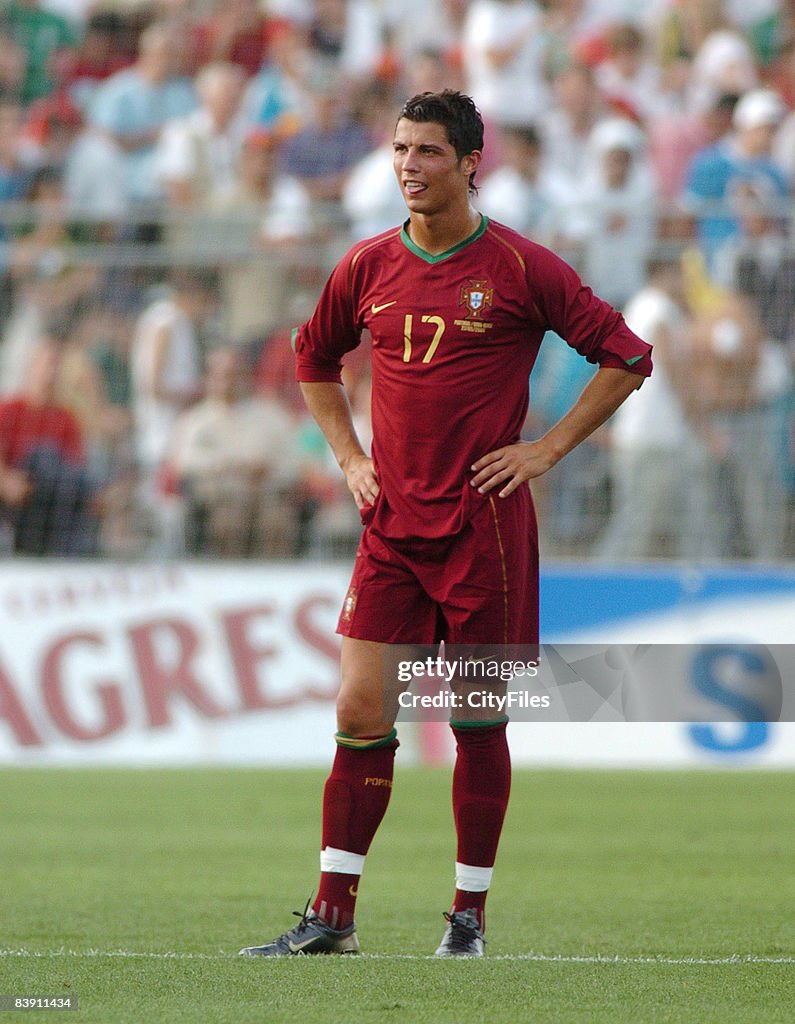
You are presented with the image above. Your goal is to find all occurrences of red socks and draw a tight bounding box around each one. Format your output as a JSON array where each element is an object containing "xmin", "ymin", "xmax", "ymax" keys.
[
  {"xmin": 312, "ymin": 731, "xmax": 398, "ymax": 929},
  {"xmin": 450, "ymin": 720, "xmax": 511, "ymax": 931},
  {"xmin": 311, "ymin": 721, "xmax": 510, "ymax": 935}
]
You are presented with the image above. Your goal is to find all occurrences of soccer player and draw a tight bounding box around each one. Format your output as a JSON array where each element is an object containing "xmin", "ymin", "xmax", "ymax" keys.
[{"xmin": 240, "ymin": 90, "xmax": 652, "ymax": 958}]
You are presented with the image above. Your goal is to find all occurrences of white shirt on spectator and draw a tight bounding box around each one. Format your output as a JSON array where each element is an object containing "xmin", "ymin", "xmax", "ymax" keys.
[
  {"xmin": 64, "ymin": 129, "xmax": 130, "ymax": 220},
  {"xmin": 343, "ymin": 143, "xmax": 407, "ymax": 240},
  {"xmin": 478, "ymin": 165, "xmax": 568, "ymax": 243},
  {"xmin": 168, "ymin": 395, "xmax": 298, "ymax": 488},
  {"xmin": 258, "ymin": 176, "xmax": 313, "ymax": 241},
  {"xmin": 131, "ymin": 298, "xmax": 203, "ymax": 472},
  {"xmin": 155, "ymin": 108, "xmax": 244, "ymax": 203},
  {"xmin": 610, "ymin": 285, "xmax": 689, "ymax": 450},
  {"xmin": 462, "ymin": 0, "xmax": 550, "ymax": 127}
]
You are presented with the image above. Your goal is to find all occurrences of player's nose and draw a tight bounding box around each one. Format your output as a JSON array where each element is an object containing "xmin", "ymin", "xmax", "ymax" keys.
[{"xmin": 401, "ymin": 146, "xmax": 420, "ymax": 171}]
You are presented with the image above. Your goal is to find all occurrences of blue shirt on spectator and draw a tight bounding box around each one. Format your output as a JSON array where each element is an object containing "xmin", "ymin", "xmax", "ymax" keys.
[
  {"xmin": 0, "ymin": 164, "xmax": 32, "ymax": 272},
  {"xmin": 89, "ymin": 69, "xmax": 197, "ymax": 202},
  {"xmin": 683, "ymin": 138, "xmax": 789, "ymax": 269}
]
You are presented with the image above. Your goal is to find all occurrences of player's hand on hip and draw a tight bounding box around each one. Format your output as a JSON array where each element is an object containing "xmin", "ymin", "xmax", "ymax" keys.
[
  {"xmin": 342, "ymin": 453, "xmax": 379, "ymax": 510},
  {"xmin": 470, "ymin": 441, "xmax": 557, "ymax": 498}
]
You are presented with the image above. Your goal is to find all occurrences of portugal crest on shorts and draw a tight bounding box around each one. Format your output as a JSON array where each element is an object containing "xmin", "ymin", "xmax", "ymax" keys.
[
  {"xmin": 457, "ymin": 279, "xmax": 494, "ymax": 334},
  {"xmin": 341, "ymin": 585, "xmax": 358, "ymax": 623}
]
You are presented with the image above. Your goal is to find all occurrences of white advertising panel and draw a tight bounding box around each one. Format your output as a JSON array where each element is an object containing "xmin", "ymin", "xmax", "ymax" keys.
[{"xmin": 1, "ymin": 561, "xmax": 793, "ymax": 767}]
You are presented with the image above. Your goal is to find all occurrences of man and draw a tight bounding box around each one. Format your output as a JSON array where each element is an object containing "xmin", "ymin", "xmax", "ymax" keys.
[
  {"xmin": 210, "ymin": 126, "xmax": 313, "ymax": 343},
  {"xmin": 240, "ymin": 90, "xmax": 652, "ymax": 959},
  {"xmin": 155, "ymin": 61, "xmax": 247, "ymax": 212},
  {"xmin": 166, "ymin": 344, "xmax": 299, "ymax": 557},
  {"xmin": 570, "ymin": 117, "xmax": 657, "ymax": 310},
  {"xmin": 129, "ymin": 271, "xmax": 214, "ymax": 554},
  {"xmin": 683, "ymin": 87, "xmax": 789, "ymax": 271},
  {"xmin": 477, "ymin": 124, "xmax": 567, "ymax": 246},
  {"xmin": 0, "ymin": 332, "xmax": 98, "ymax": 555},
  {"xmin": 598, "ymin": 256, "xmax": 713, "ymax": 560},
  {"xmin": 88, "ymin": 21, "xmax": 196, "ymax": 209},
  {"xmin": 1, "ymin": 0, "xmax": 77, "ymax": 104}
]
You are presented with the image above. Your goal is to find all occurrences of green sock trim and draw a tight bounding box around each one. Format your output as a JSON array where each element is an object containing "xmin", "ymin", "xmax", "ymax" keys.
[
  {"xmin": 449, "ymin": 717, "xmax": 509, "ymax": 730},
  {"xmin": 335, "ymin": 728, "xmax": 398, "ymax": 749}
]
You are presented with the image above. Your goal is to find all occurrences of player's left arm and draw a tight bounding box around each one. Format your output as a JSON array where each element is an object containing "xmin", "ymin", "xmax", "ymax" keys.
[{"xmin": 471, "ymin": 366, "xmax": 643, "ymax": 497}]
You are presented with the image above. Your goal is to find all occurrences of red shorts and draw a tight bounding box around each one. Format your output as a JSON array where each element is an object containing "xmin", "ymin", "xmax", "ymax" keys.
[{"xmin": 337, "ymin": 487, "xmax": 539, "ymax": 645}]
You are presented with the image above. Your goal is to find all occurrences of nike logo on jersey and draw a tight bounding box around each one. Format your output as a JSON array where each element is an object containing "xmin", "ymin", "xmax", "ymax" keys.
[{"xmin": 371, "ymin": 301, "xmax": 397, "ymax": 314}]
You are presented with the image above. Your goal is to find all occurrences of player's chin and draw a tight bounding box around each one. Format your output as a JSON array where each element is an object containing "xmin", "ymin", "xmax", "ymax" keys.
[{"xmin": 402, "ymin": 189, "xmax": 431, "ymax": 210}]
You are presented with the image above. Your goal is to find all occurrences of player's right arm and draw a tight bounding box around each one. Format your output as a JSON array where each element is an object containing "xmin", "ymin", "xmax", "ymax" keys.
[
  {"xmin": 295, "ymin": 243, "xmax": 379, "ymax": 511},
  {"xmin": 299, "ymin": 381, "xmax": 378, "ymax": 511}
]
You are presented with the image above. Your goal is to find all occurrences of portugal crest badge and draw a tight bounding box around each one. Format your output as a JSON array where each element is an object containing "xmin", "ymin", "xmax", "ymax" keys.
[{"xmin": 456, "ymin": 279, "xmax": 494, "ymax": 333}]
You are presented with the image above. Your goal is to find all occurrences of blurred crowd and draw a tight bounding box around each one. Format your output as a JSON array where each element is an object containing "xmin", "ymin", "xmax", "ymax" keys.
[{"xmin": 0, "ymin": 0, "xmax": 793, "ymax": 561}]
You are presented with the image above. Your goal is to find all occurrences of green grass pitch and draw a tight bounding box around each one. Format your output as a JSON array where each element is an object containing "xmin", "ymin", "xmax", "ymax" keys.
[{"xmin": 1, "ymin": 765, "xmax": 793, "ymax": 1023}]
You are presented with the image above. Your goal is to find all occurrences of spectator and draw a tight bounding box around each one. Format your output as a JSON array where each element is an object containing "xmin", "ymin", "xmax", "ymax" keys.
[
  {"xmin": 210, "ymin": 126, "xmax": 313, "ymax": 343},
  {"xmin": 240, "ymin": 21, "xmax": 314, "ymax": 136},
  {"xmin": 307, "ymin": 0, "xmax": 384, "ymax": 82},
  {"xmin": 763, "ymin": 28, "xmax": 795, "ymax": 109},
  {"xmin": 194, "ymin": 0, "xmax": 286, "ymax": 78},
  {"xmin": 167, "ymin": 344, "xmax": 299, "ymax": 557},
  {"xmin": 565, "ymin": 117, "xmax": 657, "ymax": 309},
  {"xmin": 1, "ymin": 165, "xmax": 99, "ymax": 396},
  {"xmin": 1, "ymin": 0, "xmax": 78, "ymax": 104},
  {"xmin": 714, "ymin": 180, "xmax": 795, "ymax": 345},
  {"xmin": 156, "ymin": 61, "xmax": 247, "ymax": 212},
  {"xmin": 342, "ymin": 80, "xmax": 406, "ymax": 240},
  {"xmin": 83, "ymin": 300, "xmax": 139, "ymax": 554},
  {"xmin": 21, "ymin": 90, "xmax": 83, "ymax": 170},
  {"xmin": 0, "ymin": 98, "xmax": 32, "ymax": 321},
  {"xmin": 594, "ymin": 22, "xmax": 672, "ymax": 122},
  {"xmin": 383, "ymin": 0, "xmax": 467, "ymax": 73},
  {"xmin": 683, "ymin": 86, "xmax": 789, "ymax": 271},
  {"xmin": 0, "ymin": 97, "xmax": 29, "ymax": 199},
  {"xmin": 130, "ymin": 272, "xmax": 213, "ymax": 556},
  {"xmin": 689, "ymin": 287, "xmax": 787, "ymax": 559},
  {"xmin": 87, "ymin": 21, "xmax": 196, "ymax": 208},
  {"xmin": 711, "ymin": 181, "xmax": 794, "ymax": 550},
  {"xmin": 60, "ymin": 10, "xmax": 130, "ymax": 113},
  {"xmin": 599, "ymin": 256, "xmax": 714, "ymax": 560},
  {"xmin": 0, "ymin": 30, "xmax": 26, "ymax": 96},
  {"xmin": 130, "ymin": 271, "xmax": 213, "ymax": 489},
  {"xmin": 400, "ymin": 42, "xmax": 463, "ymax": 98},
  {"xmin": 477, "ymin": 124, "xmax": 568, "ymax": 245},
  {"xmin": 0, "ymin": 331, "xmax": 99, "ymax": 555},
  {"xmin": 539, "ymin": 62, "xmax": 606, "ymax": 189},
  {"xmin": 688, "ymin": 29, "xmax": 759, "ymax": 115},
  {"xmin": 648, "ymin": 90, "xmax": 737, "ymax": 203},
  {"xmin": 537, "ymin": 0, "xmax": 609, "ymax": 76},
  {"xmin": 20, "ymin": 91, "xmax": 128, "ymax": 242},
  {"xmin": 280, "ymin": 74, "xmax": 371, "ymax": 215},
  {"xmin": 56, "ymin": 303, "xmax": 133, "ymax": 480},
  {"xmin": 462, "ymin": 0, "xmax": 551, "ymax": 129}
]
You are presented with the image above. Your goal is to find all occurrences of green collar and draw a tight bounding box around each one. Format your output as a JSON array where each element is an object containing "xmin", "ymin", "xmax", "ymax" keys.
[{"xmin": 400, "ymin": 215, "xmax": 488, "ymax": 264}]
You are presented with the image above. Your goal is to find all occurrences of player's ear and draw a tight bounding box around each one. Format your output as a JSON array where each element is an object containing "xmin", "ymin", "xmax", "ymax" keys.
[{"xmin": 461, "ymin": 151, "xmax": 482, "ymax": 176}]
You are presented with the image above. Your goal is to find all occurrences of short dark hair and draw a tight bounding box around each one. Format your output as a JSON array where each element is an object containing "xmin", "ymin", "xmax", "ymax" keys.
[{"xmin": 398, "ymin": 90, "xmax": 484, "ymax": 192}]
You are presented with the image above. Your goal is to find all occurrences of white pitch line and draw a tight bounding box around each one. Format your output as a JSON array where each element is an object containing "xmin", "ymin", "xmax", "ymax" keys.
[{"xmin": 1, "ymin": 949, "xmax": 793, "ymax": 965}]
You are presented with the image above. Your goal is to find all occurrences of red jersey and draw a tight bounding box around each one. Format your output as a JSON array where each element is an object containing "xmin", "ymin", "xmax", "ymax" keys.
[
  {"xmin": 295, "ymin": 216, "xmax": 652, "ymax": 540},
  {"xmin": 0, "ymin": 398, "xmax": 84, "ymax": 468}
]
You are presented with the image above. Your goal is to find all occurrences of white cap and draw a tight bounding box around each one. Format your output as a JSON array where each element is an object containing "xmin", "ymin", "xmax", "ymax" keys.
[
  {"xmin": 590, "ymin": 117, "xmax": 646, "ymax": 155},
  {"xmin": 732, "ymin": 88, "xmax": 786, "ymax": 130}
]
